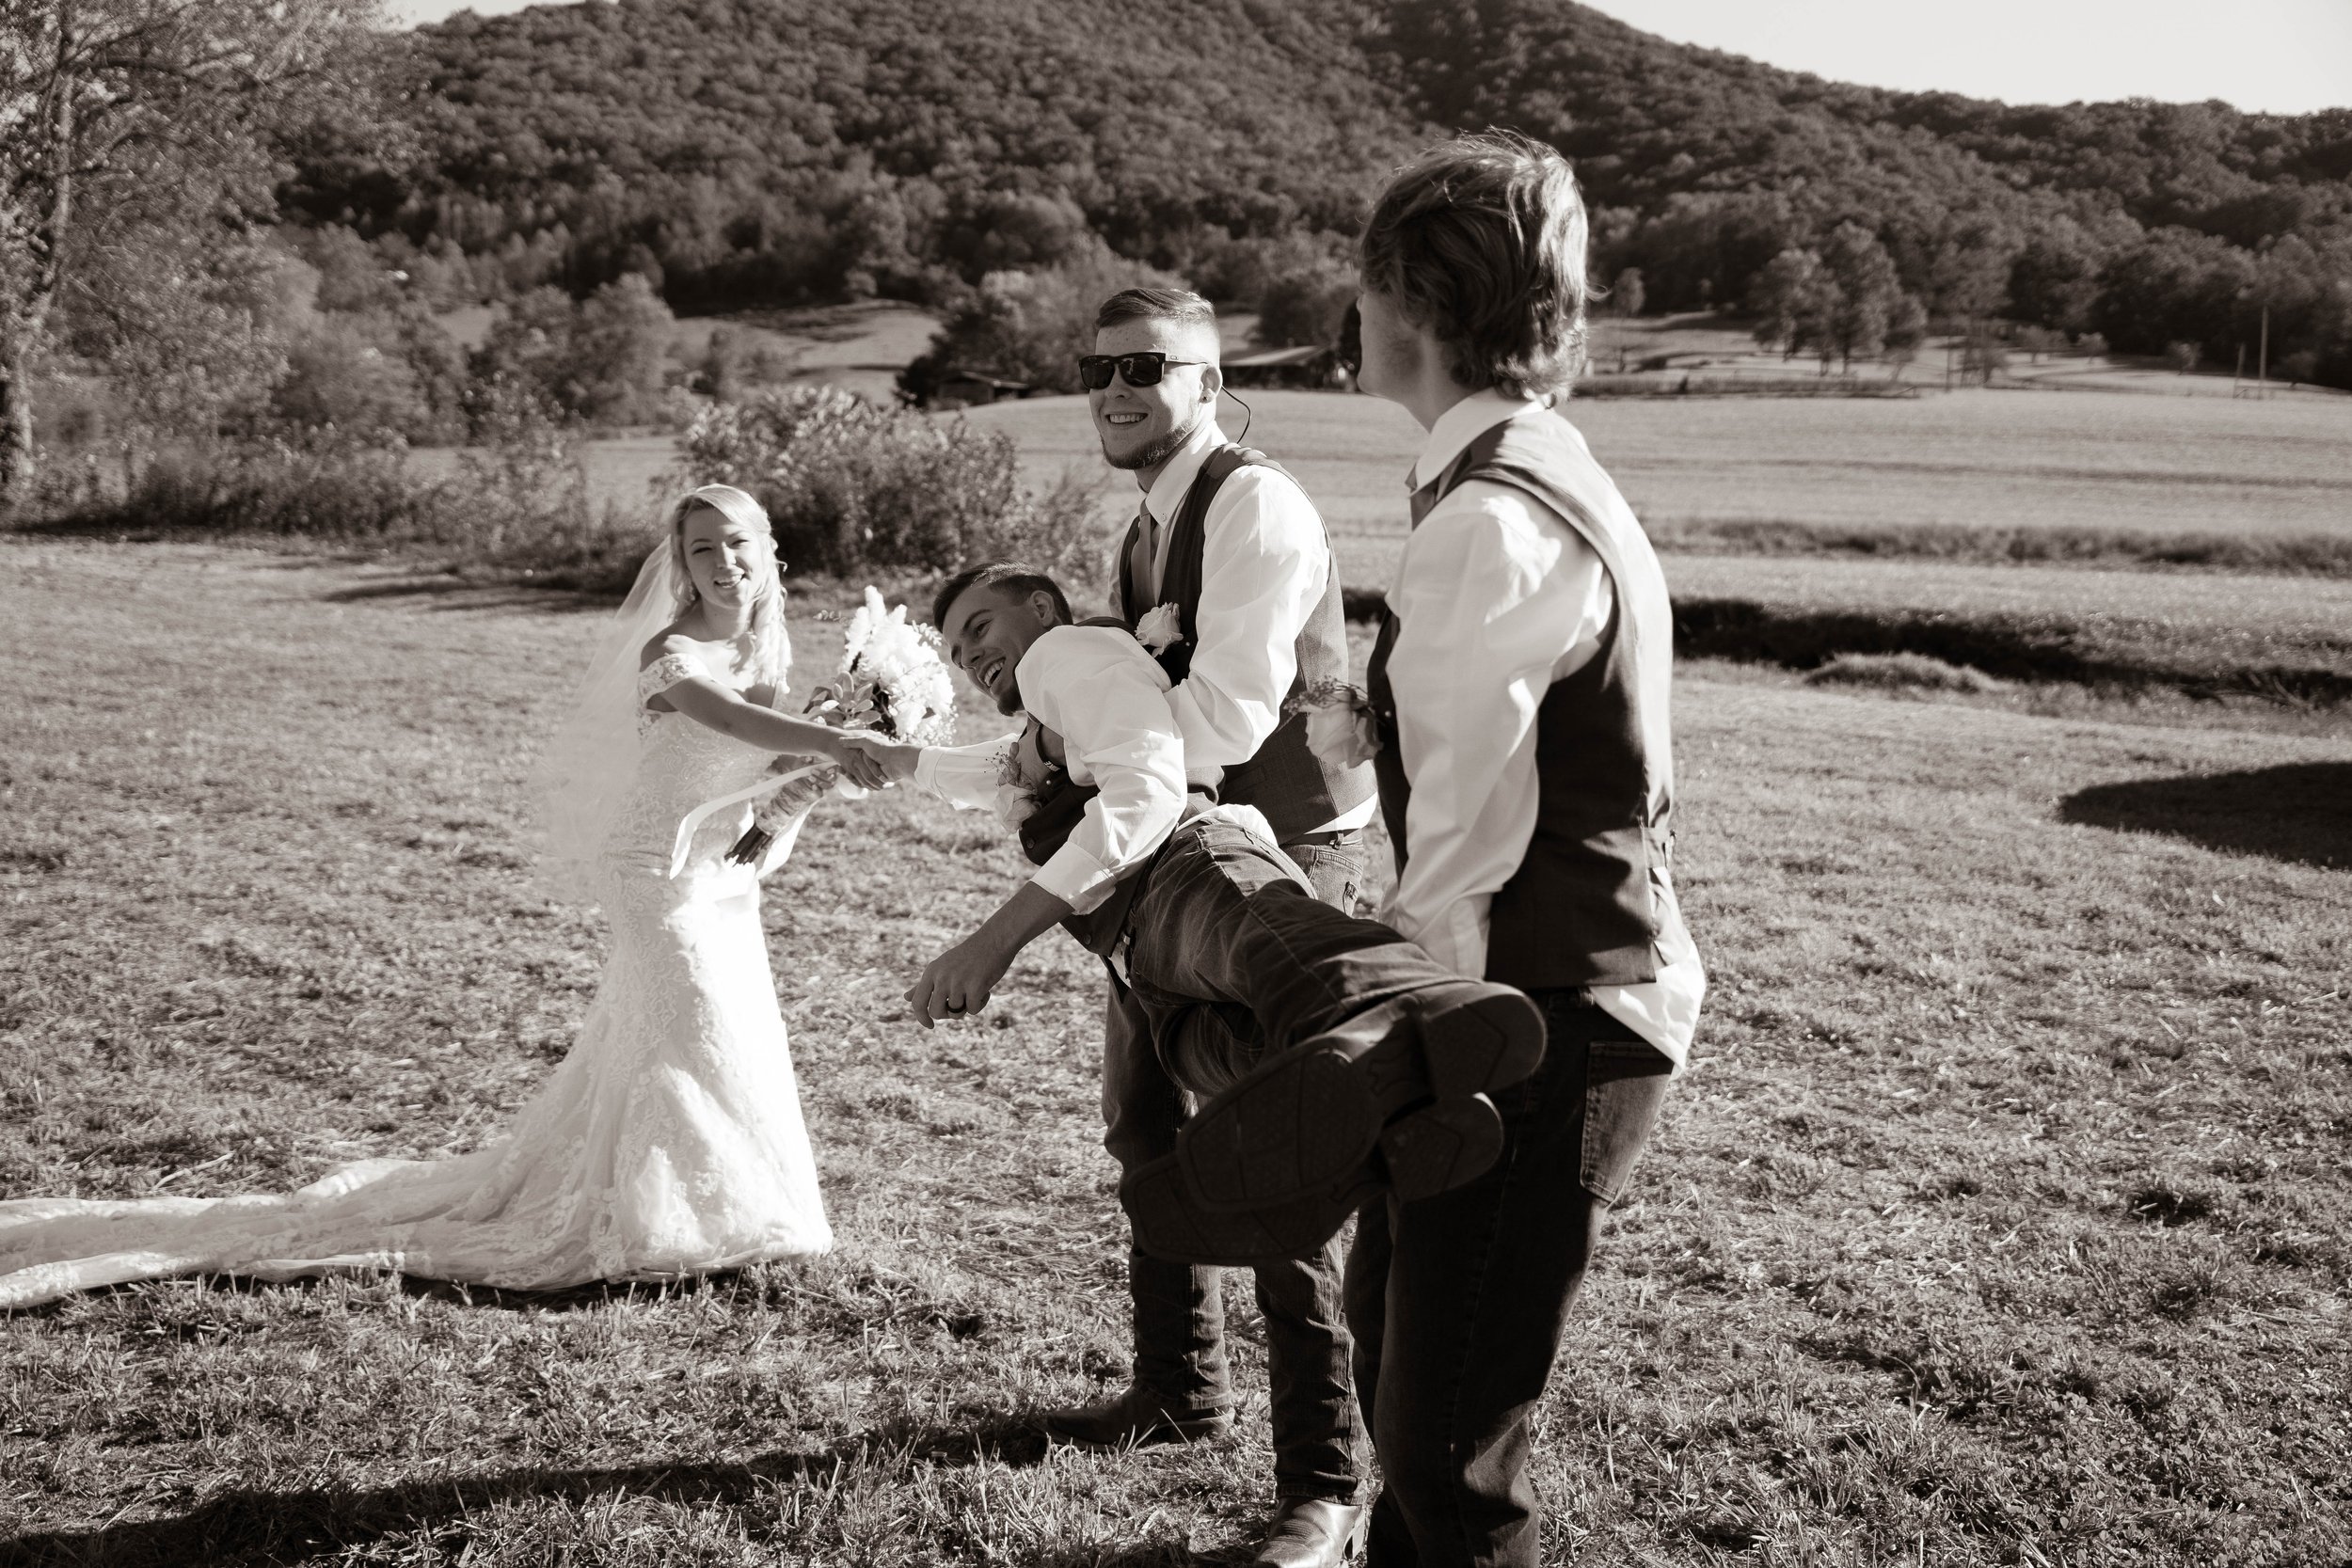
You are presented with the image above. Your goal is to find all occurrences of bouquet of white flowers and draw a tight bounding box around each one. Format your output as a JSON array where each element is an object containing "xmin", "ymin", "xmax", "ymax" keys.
[{"xmin": 724, "ymin": 587, "xmax": 958, "ymax": 864}]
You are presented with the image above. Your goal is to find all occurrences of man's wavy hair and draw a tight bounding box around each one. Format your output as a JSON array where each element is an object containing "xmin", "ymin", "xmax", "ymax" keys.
[{"xmin": 1358, "ymin": 131, "xmax": 1597, "ymax": 399}]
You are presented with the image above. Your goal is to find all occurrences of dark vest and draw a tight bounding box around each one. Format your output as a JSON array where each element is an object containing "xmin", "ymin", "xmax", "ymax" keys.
[
  {"xmin": 1366, "ymin": 410, "xmax": 1684, "ymax": 990},
  {"xmin": 1116, "ymin": 446, "xmax": 1374, "ymax": 842}
]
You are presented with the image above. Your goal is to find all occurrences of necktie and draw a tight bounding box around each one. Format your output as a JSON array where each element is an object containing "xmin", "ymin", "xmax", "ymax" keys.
[{"xmin": 1128, "ymin": 502, "xmax": 1157, "ymax": 607}]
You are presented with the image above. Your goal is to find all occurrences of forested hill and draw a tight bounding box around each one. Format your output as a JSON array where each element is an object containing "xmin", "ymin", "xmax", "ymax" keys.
[{"xmin": 294, "ymin": 0, "xmax": 2352, "ymax": 375}]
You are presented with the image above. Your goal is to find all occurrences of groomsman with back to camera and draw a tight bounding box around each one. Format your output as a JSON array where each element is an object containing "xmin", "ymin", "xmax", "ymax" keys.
[
  {"xmin": 1038, "ymin": 286, "xmax": 1379, "ymax": 1568},
  {"xmin": 1338, "ymin": 132, "xmax": 1707, "ymax": 1565}
]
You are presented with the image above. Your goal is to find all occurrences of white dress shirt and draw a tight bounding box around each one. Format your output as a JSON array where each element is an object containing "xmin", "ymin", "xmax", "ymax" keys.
[
  {"xmin": 914, "ymin": 626, "xmax": 1200, "ymax": 915},
  {"xmin": 1136, "ymin": 420, "xmax": 1376, "ymax": 834},
  {"xmin": 1384, "ymin": 391, "xmax": 1704, "ymax": 1069}
]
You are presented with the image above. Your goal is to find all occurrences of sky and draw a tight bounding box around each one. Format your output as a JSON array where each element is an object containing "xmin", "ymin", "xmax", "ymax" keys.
[{"xmin": 381, "ymin": 0, "xmax": 2352, "ymax": 117}]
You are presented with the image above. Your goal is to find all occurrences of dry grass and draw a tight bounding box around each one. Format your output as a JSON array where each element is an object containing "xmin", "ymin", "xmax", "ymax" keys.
[
  {"xmin": 3, "ymin": 539, "xmax": 2348, "ymax": 1565},
  {"xmin": 963, "ymin": 388, "xmax": 2352, "ymax": 586}
]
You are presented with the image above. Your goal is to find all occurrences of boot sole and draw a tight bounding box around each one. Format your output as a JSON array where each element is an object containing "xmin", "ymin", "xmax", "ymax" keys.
[
  {"xmin": 1175, "ymin": 985, "xmax": 1544, "ymax": 1212},
  {"xmin": 1378, "ymin": 1093, "xmax": 1505, "ymax": 1203}
]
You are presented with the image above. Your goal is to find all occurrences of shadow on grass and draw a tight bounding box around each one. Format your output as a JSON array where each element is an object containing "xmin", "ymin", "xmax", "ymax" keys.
[
  {"xmin": 316, "ymin": 577, "xmax": 620, "ymax": 613},
  {"xmin": 3, "ymin": 1416, "xmax": 1078, "ymax": 1566},
  {"xmin": 2060, "ymin": 763, "xmax": 2352, "ymax": 869},
  {"xmin": 1671, "ymin": 598, "xmax": 2352, "ymax": 705}
]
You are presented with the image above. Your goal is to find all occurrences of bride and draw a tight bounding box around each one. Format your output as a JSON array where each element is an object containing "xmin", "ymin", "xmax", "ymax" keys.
[{"xmin": 0, "ymin": 485, "xmax": 889, "ymax": 1306}]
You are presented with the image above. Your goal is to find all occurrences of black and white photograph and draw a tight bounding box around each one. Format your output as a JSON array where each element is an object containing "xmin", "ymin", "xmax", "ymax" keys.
[{"xmin": 1, "ymin": 0, "xmax": 2346, "ymax": 1560}]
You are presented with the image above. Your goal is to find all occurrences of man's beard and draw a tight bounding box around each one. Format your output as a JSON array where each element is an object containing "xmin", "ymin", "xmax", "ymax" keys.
[
  {"xmin": 1102, "ymin": 407, "xmax": 1205, "ymax": 472},
  {"xmin": 995, "ymin": 674, "xmax": 1025, "ymax": 717}
]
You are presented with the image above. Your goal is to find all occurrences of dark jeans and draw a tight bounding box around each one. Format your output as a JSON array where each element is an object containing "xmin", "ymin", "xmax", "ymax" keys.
[
  {"xmin": 1102, "ymin": 823, "xmax": 1379, "ymax": 1503},
  {"xmin": 1343, "ymin": 989, "xmax": 1672, "ymax": 1568}
]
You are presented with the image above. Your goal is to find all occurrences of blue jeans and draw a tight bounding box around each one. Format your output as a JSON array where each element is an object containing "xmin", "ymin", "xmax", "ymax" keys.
[
  {"xmin": 1344, "ymin": 990, "xmax": 1672, "ymax": 1567},
  {"xmin": 1101, "ymin": 824, "xmax": 1373, "ymax": 1503}
]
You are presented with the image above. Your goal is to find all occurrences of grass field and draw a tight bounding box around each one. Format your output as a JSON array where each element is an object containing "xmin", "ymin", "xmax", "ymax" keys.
[
  {"xmin": 964, "ymin": 389, "xmax": 2352, "ymax": 565},
  {"xmin": 3, "ymin": 538, "xmax": 2348, "ymax": 1565}
]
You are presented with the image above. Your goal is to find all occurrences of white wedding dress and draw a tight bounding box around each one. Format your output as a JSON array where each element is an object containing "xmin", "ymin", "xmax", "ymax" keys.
[{"xmin": 0, "ymin": 646, "xmax": 831, "ymax": 1307}]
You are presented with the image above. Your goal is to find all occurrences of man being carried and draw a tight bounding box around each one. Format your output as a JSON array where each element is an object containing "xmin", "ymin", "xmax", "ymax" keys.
[{"xmin": 849, "ymin": 563, "xmax": 1540, "ymax": 1267}]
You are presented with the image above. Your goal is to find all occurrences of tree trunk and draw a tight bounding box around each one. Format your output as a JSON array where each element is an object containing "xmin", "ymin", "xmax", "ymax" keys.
[{"xmin": 0, "ymin": 345, "xmax": 35, "ymax": 517}]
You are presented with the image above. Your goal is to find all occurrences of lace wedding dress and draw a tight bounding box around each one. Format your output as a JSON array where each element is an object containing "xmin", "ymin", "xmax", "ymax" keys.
[{"xmin": 0, "ymin": 647, "xmax": 830, "ymax": 1307}]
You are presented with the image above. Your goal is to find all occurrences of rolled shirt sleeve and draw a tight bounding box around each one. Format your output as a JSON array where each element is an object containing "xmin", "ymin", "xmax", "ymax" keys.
[
  {"xmin": 1161, "ymin": 467, "xmax": 1329, "ymax": 777},
  {"xmin": 1384, "ymin": 482, "xmax": 1613, "ymax": 976},
  {"xmin": 1018, "ymin": 627, "xmax": 1190, "ymax": 915},
  {"xmin": 913, "ymin": 734, "xmax": 1021, "ymax": 811}
]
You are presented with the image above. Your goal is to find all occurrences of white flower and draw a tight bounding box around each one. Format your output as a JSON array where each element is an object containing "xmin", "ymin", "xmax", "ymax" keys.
[
  {"xmin": 1286, "ymin": 679, "xmax": 1381, "ymax": 768},
  {"xmin": 1305, "ymin": 702, "xmax": 1382, "ymax": 768},
  {"xmin": 1135, "ymin": 603, "xmax": 1184, "ymax": 656},
  {"xmin": 993, "ymin": 783, "xmax": 1039, "ymax": 829}
]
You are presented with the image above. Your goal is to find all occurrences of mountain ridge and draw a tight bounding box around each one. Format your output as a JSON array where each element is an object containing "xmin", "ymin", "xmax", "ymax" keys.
[{"xmin": 289, "ymin": 0, "xmax": 2352, "ymax": 381}]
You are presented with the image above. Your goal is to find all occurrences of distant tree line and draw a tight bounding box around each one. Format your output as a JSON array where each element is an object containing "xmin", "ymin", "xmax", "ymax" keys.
[{"xmin": 259, "ymin": 0, "xmax": 2352, "ymax": 391}]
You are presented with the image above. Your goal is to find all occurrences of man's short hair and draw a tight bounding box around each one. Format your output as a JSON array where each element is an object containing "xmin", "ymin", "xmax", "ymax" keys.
[
  {"xmin": 1359, "ymin": 131, "xmax": 1597, "ymax": 399},
  {"xmin": 931, "ymin": 562, "xmax": 1073, "ymax": 631},
  {"xmin": 1094, "ymin": 286, "xmax": 1218, "ymax": 342}
]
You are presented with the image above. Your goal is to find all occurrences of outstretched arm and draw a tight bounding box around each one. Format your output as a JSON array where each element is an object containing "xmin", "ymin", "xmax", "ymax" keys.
[
  {"xmin": 646, "ymin": 640, "xmax": 889, "ymax": 788},
  {"xmin": 904, "ymin": 881, "xmax": 1071, "ymax": 1027},
  {"xmin": 902, "ymin": 628, "xmax": 1186, "ymax": 1025}
]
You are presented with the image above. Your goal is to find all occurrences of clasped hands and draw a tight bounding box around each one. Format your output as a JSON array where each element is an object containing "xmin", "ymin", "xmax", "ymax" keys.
[{"xmin": 828, "ymin": 731, "xmax": 919, "ymax": 790}]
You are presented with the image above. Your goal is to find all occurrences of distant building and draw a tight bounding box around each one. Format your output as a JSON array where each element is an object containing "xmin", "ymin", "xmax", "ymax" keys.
[
  {"xmin": 934, "ymin": 369, "xmax": 1037, "ymax": 407},
  {"xmin": 1223, "ymin": 344, "xmax": 1346, "ymax": 390}
]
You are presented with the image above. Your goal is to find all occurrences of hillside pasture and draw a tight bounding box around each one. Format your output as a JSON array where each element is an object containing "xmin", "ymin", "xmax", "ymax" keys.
[
  {"xmin": 2, "ymin": 538, "xmax": 2346, "ymax": 1565},
  {"xmin": 965, "ymin": 389, "xmax": 2352, "ymax": 582}
]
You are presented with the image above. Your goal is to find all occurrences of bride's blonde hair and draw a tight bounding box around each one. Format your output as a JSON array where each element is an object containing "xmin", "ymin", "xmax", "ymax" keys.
[{"xmin": 671, "ymin": 483, "xmax": 792, "ymax": 693}]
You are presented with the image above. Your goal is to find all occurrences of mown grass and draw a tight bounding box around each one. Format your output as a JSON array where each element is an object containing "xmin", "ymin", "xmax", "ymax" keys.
[
  {"xmin": 967, "ymin": 388, "xmax": 2352, "ymax": 579},
  {"xmin": 4, "ymin": 538, "xmax": 2348, "ymax": 1565}
]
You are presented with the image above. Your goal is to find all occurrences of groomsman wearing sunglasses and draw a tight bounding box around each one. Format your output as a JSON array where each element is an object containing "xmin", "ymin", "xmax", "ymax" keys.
[
  {"xmin": 1340, "ymin": 132, "xmax": 1705, "ymax": 1565},
  {"xmin": 1041, "ymin": 287, "xmax": 1378, "ymax": 1568}
]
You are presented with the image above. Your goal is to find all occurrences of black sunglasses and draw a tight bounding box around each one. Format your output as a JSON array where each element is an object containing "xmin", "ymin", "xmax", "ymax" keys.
[{"xmin": 1077, "ymin": 352, "xmax": 1207, "ymax": 390}]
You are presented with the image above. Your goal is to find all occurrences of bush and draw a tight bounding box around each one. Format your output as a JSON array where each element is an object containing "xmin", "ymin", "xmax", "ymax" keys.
[
  {"xmin": 271, "ymin": 317, "xmax": 434, "ymax": 443},
  {"xmin": 1256, "ymin": 261, "xmax": 1356, "ymax": 349},
  {"xmin": 2164, "ymin": 340, "xmax": 2201, "ymax": 373},
  {"xmin": 35, "ymin": 387, "xmax": 648, "ymax": 590},
  {"xmin": 674, "ymin": 387, "xmax": 1106, "ymax": 581},
  {"xmin": 472, "ymin": 276, "xmax": 675, "ymax": 428}
]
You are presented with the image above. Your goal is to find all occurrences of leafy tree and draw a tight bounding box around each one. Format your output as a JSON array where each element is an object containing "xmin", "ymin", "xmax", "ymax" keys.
[
  {"xmin": 898, "ymin": 241, "xmax": 1183, "ymax": 402},
  {"xmin": 2008, "ymin": 228, "xmax": 2102, "ymax": 333},
  {"xmin": 0, "ymin": 0, "xmax": 387, "ymax": 509},
  {"xmin": 472, "ymin": 277, "xmax": 675, "ymax": 428},
  {"xmin": 1749, "ymin": 249, "xmax": 1833, "ymax": 361},
  {"xmin": 1257, "ymin": 261, "xmax": 1357, "ymax": 350},
  {"xmin": 1820, "ymin": 223, "xmax": 1905, "ymax": 372},
  {"xmin": 1884, "ymin": 294, "xmax": 1930, "ymax": 378}
]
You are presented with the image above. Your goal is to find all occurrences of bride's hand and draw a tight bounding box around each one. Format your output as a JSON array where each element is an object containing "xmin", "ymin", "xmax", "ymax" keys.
[
  {"xmin": 837, "ymin": 733, "xmax": 919, "ymax": 786},
  {"xmin": 827, "ymin": 733, "xmax": 894, "ymax": 790}
]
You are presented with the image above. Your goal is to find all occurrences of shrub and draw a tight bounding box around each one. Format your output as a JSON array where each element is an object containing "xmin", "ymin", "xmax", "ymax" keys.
[
  {"xmin": 472, "ymin": 276, "xmax": 675, "ymax": 428},
  {"xmin": 272, "ymin": 317, "xmax": 434, "ymax": 443},
  {"xmin": 36, "ymin": 385, "xmax": 646, "ymax": 589},
  {"xmin": 1256, "ymin": 261, "xmax": 1356, "ymax": 349},
  {"xmin": 2164, "ymin": 340, "xmax": 2201, "ymax": 373},
  {"xmin": 674, "ymin": 387, "xmax": 1106, "ymax": 581}
]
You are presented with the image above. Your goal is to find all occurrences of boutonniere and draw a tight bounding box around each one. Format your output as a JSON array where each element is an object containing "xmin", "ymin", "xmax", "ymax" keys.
[
  {"xmin": 1135, "ymin": 603, "xmax": 1185, "ymax": 656},
  {"xmin": 993, "ymin": 735, "xmax": 1042, "ymax": 829},
  {"xmin": 1285, "ymin": 679, "xmax": 1382, "ymax": 768}
]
